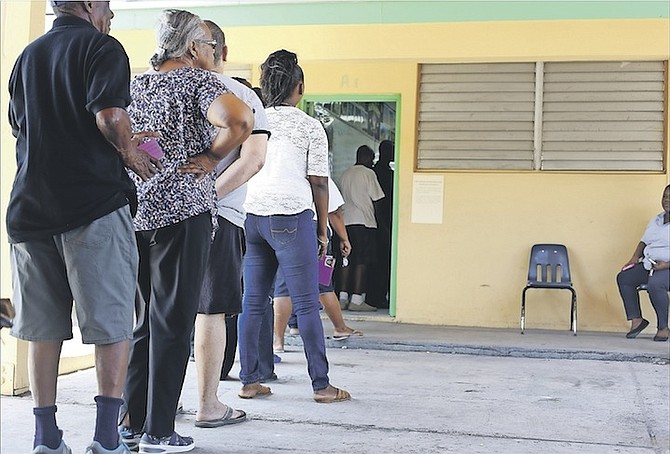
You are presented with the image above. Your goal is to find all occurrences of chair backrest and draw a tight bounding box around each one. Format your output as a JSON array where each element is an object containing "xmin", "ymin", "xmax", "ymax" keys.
[{"xmin": 527, "ymin": 244, "xmax": 572, "ymax": 287}]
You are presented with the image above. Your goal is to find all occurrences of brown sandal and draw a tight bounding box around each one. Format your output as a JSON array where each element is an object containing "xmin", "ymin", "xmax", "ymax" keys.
[
  {"xmin": 239, "ymin": 383, "xmax": 272, "ymax": 399},
  {"xmin": 313, "ymin": 386, "xmax": 351, "ymax": 403}
]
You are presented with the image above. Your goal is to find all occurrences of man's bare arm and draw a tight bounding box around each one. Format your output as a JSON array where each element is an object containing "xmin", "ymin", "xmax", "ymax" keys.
[{"xmin": 95, "ymin": 107, "xmax": 161, "ymax": 181}]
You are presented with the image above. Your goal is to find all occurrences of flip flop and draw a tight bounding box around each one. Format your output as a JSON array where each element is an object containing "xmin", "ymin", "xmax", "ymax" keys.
[
  {"xmin": 332, "ymin": 329, "xmax": 363, "ymax": 341},
  {"xmin": 313, "ymin": 386, "xmax": 351, "ymax": 403},
  {"xmin": 194, "ymin": 406, "xmax": 247, "ymax": 428}
]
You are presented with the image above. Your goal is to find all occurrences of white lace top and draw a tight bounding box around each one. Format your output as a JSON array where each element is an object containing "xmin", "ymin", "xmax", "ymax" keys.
[{"xmin": 245, "ymin": 106, "xmax": 329, "ymax": 216}]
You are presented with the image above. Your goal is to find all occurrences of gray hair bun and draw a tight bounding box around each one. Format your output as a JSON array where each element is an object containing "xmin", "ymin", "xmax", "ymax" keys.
[{"xmin": 150, "ymin": 9, "xmax": 207, "ymax": 69}]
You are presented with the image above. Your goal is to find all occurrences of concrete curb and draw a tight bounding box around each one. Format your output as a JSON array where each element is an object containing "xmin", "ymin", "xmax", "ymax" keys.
[{"xmin": 283, "ymin": 336, "xmax": 670, "ymax": 365}]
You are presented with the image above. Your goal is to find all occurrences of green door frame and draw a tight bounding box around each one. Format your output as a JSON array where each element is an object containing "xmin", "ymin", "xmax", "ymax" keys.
[{"xmin": 301, "ymin": 94, "xmax": 401, "ymax": 317}]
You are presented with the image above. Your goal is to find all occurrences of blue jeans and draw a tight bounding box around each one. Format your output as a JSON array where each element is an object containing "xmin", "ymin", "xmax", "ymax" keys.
[
  {"xmin": 256, "ymin": 297, "xmax": 275, "ymax": 380},
  {"xmin": 239, "ymin": 210, "xmax": 330, "ymax": 390}
]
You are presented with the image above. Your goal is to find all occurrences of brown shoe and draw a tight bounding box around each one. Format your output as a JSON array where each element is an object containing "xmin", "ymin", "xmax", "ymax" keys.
[
  {"xmin": 239, "ymin": 383, "xmax": 272, "ymax": 399},
  {"xmin": 313, "ymin": 385, "xmax": 351, "ymax": 403}
]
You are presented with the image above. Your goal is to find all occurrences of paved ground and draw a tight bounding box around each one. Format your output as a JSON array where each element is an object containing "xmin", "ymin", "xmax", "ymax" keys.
[{"xmin": 2, "ymin": 316, "xmax": 669, "ymax": 454}]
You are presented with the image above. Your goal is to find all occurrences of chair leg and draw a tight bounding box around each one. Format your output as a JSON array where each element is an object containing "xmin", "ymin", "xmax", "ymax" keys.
[
  {"xmin": 520, "ymin": 289, "xmax": 527, "ymax": 334},
  {"xmin": 522, "ymin": 287, "xmax": 577, "ymax": 335},
  {"xmin": 570, "ymin": 290, "xmax": 577, "ymax": 336}
]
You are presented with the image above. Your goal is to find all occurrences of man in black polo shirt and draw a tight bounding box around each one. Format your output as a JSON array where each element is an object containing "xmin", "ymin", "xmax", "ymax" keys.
[{"xmin": 7, "ymin": 2, "xmax": 160, "ymax": 453}]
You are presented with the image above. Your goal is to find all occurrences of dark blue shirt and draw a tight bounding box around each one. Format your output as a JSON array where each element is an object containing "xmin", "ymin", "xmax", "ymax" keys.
[{"xmin": 7, "ymin": 15, "xmax": 134, "ymax": 243}]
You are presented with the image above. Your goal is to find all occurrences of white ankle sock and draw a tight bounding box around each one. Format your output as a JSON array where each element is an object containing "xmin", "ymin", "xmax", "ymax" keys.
[
  {"xmin": 339, "ymin": 292, "xmax": 349, "ymax": 302},
  {"xmin": 350, "ymin": 294, "xmax": 365, "ymax": 305}
]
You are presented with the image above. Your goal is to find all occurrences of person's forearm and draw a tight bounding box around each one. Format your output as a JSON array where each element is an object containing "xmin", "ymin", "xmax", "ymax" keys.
[
  {"xmin": 328, "ymin": 208, "xmax": 348, "ymax": 241},
  {"xmin": 309, "ymin": 176, "xmax": 329, "ymax": 236},
  {"xmin": 329, "ymin": 208, "xmax": 351, "ymax": 256},
  {"xmin": 183, "ymin": 97, "xmax": 253, "ymax": 178},
  {"xmin": 215, "ymin": 135, "xmax": 266, "ymax": 199},
  {"xmin": 96, "ymin": 107, "xmax": 160, "ymax": 181},
  {"xmin": 210, "ymin": 123, "xmax": 250, "ymax": 161},
  {"xmin": 95, "ymin": 107, "xmax": 134, "ymax": 158},
  {"xmin": 655, "ymin": 261, "xmax": 670, "ymax": 271},
  {"xmin": 630, "ymin": 242, "xmax": 646, "ymax": 262}
]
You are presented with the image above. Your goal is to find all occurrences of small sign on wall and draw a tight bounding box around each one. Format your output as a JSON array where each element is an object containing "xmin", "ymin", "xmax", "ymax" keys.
[{"xmin": 411, "ymin": 174, "xmax": 444, "ymax": 224}]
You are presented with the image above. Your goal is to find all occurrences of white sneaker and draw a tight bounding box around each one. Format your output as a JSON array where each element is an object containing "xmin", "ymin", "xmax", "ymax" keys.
[
  {"xmin": 138, "ymin": 432, "xmax": 194, "ymax": 453},
  {"xmin": 119, "ymin": 425, "xmax": 142, "ymax": 451},
  {"xmin": 31, "ymin": 440, "xmax": 72, "ymax": 454},
  {"xmin": 348, "ymin": 302, "xmax": 377, "ymax": 312},
  {"xmin": 338, "ymin": 292, "xmax": 349, "ymax": 310},
  {"xmin": 85, "ymin": 440, "xmax": 131, "ymax": 454},
  {"xmin": 339, "ymin": 294, "xmax": 349, "ymax": 310}
]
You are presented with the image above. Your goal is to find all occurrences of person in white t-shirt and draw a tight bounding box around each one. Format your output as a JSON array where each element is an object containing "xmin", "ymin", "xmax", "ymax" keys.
[
  {"xmin": 336, "ymin": 145, "xmax": 385, "ymax": 312},
  {"xmin": 191, "ymin": 20, "xmax": 269, "ymax": 429},
  {"xmin": 238, "ymin": 49, "xmax": 350, "ymax": 403}
]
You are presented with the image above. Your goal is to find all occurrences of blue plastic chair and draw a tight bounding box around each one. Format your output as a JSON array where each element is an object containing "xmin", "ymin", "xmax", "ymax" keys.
[{"xmin": 521, "ymin": 244, "xmax": 577, "ymax": 335}]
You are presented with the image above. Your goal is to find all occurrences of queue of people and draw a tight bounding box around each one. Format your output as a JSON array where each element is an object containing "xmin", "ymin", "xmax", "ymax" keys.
[
  {"xmin": 6, "ymin": 4, "xmax": 351, "ymax": 454},
  {"xmin": 5, "ymin": 2, "xmax": 668, "ymax": 454}
]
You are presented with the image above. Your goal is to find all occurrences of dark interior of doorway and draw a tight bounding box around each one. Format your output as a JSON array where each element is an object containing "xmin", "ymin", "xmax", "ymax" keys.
[{"xmin": 303, "ymin": 98, "xmax": 397, "ymax": 316}]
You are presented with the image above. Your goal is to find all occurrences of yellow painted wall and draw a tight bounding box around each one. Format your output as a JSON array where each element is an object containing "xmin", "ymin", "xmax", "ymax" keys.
[
  {"xmin": 4, "ymin": 16, "xmax": 668, "ymax": 334},
  {"xmin": 115, "ymin": 18, "xmax": 669, "ymax": 332}
]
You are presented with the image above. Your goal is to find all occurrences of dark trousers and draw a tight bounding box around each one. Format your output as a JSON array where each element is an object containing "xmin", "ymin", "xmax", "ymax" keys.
[
  {"xmin": 220, "ymin": 314, "xmax": 238, "ymax": 379},
  {"xmin": 617, "ymin": 263, "xmax": 670, "ymax": 330},
  {"xmin": 123, "ymin": 213, "xmax": 212, "ymax": 437},
  {"xmin": 367, "ymin": 227, "xmax": 391, "ymax": 308}
]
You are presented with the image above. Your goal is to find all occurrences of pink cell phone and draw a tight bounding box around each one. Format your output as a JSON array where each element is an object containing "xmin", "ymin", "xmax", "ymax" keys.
[
  {"xmin": 621, "ymin": 263, "xmax": 635, "ymax": 271},
  {"xmin": 138, "ymin": 139, "xmax": 164, "ymax": 159},
  {"xmin": 318, "ymin": 255, "xmax": 335, "ymax": 286}
]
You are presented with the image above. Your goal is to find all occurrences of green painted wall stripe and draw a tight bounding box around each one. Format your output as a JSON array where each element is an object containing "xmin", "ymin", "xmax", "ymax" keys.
[{"xmin": 111, "ymin": 1, "xmax": 669, "ymax": 30}]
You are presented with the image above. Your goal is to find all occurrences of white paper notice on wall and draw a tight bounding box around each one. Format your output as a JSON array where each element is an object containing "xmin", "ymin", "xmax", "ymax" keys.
[{"xmin": 411, "ymin": 174, "xmax": 444, "ymax": 224}]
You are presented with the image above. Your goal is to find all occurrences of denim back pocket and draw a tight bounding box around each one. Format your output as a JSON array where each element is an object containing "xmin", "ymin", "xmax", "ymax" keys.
[{"xmin": 269, "ymin": 215, "xmax": 299, "ymax": 245}]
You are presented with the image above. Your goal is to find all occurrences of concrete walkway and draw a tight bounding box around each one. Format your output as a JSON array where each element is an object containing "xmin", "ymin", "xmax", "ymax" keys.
[
  {"xmin": 2, "ymin": 316, "xmax": 668, "ymax": 453},
  {"xmin": 314, "ymin": 312, "xmax": 670, "ymax": 364}
]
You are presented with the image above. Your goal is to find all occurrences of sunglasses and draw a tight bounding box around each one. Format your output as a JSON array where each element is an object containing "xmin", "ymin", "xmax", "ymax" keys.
[{"xmin": 194, "ymin": 39, "xmax": 217, "ymax": 50}]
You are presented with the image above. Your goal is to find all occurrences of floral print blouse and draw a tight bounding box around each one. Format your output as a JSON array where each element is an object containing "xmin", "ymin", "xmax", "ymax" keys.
[{"xmin": 127, "ymin": 66, "xmax": 229, "ymax": 231}]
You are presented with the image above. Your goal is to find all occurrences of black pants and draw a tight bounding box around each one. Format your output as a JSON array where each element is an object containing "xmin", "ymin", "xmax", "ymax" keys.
[
  {"xmin": 617, "ymin": 263, "xmax": 670, "ymax": 330},
  {"xmin": 123, "ymin": 213, "xmax": 212, "ymax": 437},
  {"xmin": 220, "ymin": 314, "xmax": 237, "ymax": 379},
  {"xmin": 367, "ymin": 227, "xmax": 391, "ymax": 309}
]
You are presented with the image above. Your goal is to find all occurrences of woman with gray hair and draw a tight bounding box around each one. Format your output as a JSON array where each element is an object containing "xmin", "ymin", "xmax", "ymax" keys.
[{"xmin": 119, "ymin": 9, "xmax": 252, "ymax": 453}]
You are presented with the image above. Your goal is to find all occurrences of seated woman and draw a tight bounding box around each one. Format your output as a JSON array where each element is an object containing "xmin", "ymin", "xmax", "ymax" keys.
[{"xmin": 616, "ymin": 185, "xmax": 670, "ymax": 342}]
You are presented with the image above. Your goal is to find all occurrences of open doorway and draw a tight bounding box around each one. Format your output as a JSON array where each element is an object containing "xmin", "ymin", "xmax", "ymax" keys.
[{"xmin": 303, "ymin": 96, "xmax": 399, "ymax": 316}]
